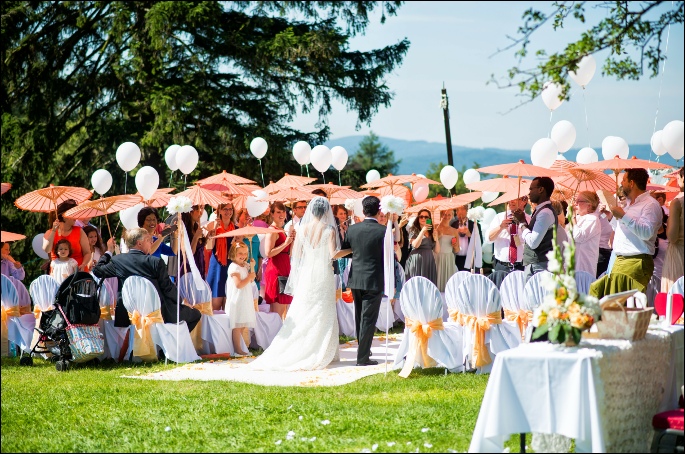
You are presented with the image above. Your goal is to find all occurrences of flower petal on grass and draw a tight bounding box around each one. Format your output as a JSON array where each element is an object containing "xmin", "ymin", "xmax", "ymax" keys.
[
  {"xmin": 299, "ymin": 416, "xmax": 303, "ymax": 421},
  {"xmin": 275, "ymin": 440, "xmax": 282, "ymax": 445},
  {"xmin": 164, "ymin": 427, "xmax": 171, "ymax": 432},
  {"xmin": 387, "ymin": 442, "xmax": 396, "ymax": 447},
  {"xmin": 309, "ymin": 437, "xmax": 317, "ymax": 442},
  {"xmin": 321, "ymin": 420, "xmax": 330, "ymax": 425},
  {"xmin": 421, "ymin": 428, "xmax": 430, "ymax": 432},
  {"xmin": 372, "ymin": 443, "xmax": 378, "ymax": 451},
  {"xmin": 424, "ymin": 443, "xmax": 433, "ymax": 448}
]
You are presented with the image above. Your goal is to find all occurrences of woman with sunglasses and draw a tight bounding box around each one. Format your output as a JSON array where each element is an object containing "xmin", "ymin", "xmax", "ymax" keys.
[{"xmin": 404, "ymin": 209, "xmax": 439, "ymax": 286}]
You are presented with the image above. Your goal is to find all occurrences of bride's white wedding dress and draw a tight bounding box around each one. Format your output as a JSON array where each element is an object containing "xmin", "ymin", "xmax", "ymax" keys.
[{"xmin": 247, "ymin": 225, "xmax": 339, "ymax": 371}]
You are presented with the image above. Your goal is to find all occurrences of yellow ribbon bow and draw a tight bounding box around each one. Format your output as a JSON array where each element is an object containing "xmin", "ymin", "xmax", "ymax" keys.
[
  {"xmin": 185, "ymin": 301, "xmax": 212, "ymax": 351},
  {"xmin": 19, "ymin": 305, "xmax": 31, "ymax": 316},
  {"xmin": 460, "ymin": 311, "xmax": 502, "ymax": 368},
  {"xmin": 1, "ymin": 306, "xmax": 22, "ymax": 357},
  {"xmin": 398, "ymin": 317, "xmax": 444, "ymax": 378},
  {"xmin": 503, "ymin": 308, "xmax": 533, "ymax": 340},
  {"xmin": 128, "ymin": 309, "xmax": 164, "ymax": 362}
]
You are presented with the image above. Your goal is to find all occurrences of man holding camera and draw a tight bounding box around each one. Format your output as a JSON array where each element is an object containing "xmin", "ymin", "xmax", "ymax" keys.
[{"xmin": 487, "ymin": 196, "xmax": 530, "ymax": 273}]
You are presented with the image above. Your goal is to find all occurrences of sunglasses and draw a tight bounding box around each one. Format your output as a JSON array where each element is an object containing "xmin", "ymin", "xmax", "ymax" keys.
[{"xmin": 418, "ymin": 215, "xmax": 430, "ymax": 219}]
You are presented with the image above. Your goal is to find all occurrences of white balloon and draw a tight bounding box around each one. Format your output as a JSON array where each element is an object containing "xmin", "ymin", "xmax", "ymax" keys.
[
  {"xmin": 354, "ymin": 197, "xmax": 365, "ymax": 218},
  {"xmin": 662, "ymin": 120, "xmax": 684, "ymax": 157},
  {"xmin": 462, "ymin": 168, "xmax": 481, "ymax": 185},
  {"xmin": 330, "ymin": 146, "xmax": 348, "ymax": 171},
  {"xmin": 555, "ymin": 154, "xmax": 567, "ymax": 161},
  {"xmin": 120, "ymin": 203, "xmax": 144, "ymax": 230},
  {"xmin": 550, "ymin": 120, "xmax": 576, "ymax": 153},
  {"xmin": 91, "ymin": 169, "xmax": 113, "ymax": 195},
  {"xmin": 651, "ymin": 130, "xmax": 668, "ymax": 156},
  {"xmin": 292, "ymin": 141, "xmax": 311, "ymax": 165},
  {"xmin": 439, "ymin": 165, "xmax": 459, "ymax": 189},
  {"xmin": 165, "ymin": 145, "xmax": 181, "ymax": 171},
  {"xmin": 531, "ymin": 138, "xmax": 558, "ymax": 168},
  {"xmin": 250, "ymin": 137, "xmax": 268, "ymax": 159},
  {"xmin": 135, "ymin": 166, "xmax": 159, "ymax": 200},
  {"xmin": 252, "ymin": 189, "xmax": 268, "ymax": 200},
  {"xmin": 246, "ymin": 196, "xmax": 269, "ymax": 217},
  {"xmin": 413, "ymin": 183, "xmax": 429, "ymax": 203},
  {"xmin": 366, "ymin": 169, "xmax": 381, "ymax": 184},
  {"xmin": 310, "ymin": 145, "xmax": 332, "ymax": 173},
  {"xmin": 32, "ymin": 234, "xmax": 49, "ymax": 259},
  {"xmin": 541, "ymin": 81, "xmax": 564, "ymax": 111},
  {"xmin": 481, "ymin": 208, "xmax": 497, "ymax": 227},
  {"xmin": 601, "ymin": 136, "xmax": 629, "ymax": 160},
  {"xmin": 568, "ymin": 55, "xmax": 597, "ymax": 88},
  {"xmin": 176, "ymin": 145, "xmax": 199, "ymax": 175},
  {"xmin": 481, "ymin": 191, "xmax": 499, "ymax": 203},
  {"xmin": 576, "ymin": 147, "xmax": 599, "ymax": 164},
  {"xmin": 116, "ymin": 142, "xmax": 141, "ymax": 172}
]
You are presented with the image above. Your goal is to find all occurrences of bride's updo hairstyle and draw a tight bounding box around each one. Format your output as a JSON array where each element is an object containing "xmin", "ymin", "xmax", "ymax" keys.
[{"xmin": 309, "ymin": 197, "xmax": 330, "ymax": 219}]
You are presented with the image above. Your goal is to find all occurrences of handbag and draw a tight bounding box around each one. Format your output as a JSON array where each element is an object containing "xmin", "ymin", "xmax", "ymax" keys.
[
  {"xmin": 277, "ymin": 276, "xmax": 289, "ymax": 294},
  {"xmin": 57, "ymin": 305, "xmax": 104, "ymax": 363}
]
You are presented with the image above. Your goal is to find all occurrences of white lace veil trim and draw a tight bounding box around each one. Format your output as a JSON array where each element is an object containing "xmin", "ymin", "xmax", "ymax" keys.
[{"xmin": 284, "ymin": 196, "xmax": 340, "ymax": 295}]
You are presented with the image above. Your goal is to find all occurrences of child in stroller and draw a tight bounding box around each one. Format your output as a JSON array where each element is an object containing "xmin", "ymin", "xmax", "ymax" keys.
[{"xmin": 28, "ymin": 271, "xmax": 102, "ymax": 371}]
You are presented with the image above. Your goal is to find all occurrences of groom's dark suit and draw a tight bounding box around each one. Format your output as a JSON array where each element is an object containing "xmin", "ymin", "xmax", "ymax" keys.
[{"xmin": 341, "ymin": 218, "xmax": 387, "ymax": 364}]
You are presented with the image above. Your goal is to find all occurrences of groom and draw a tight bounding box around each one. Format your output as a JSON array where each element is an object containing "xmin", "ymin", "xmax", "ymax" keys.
[{"xmin": 341, "ymin": 196, "xmax": 387, "ymax": 366}]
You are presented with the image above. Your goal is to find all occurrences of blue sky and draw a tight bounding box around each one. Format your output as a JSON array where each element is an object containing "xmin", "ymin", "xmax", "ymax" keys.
[{"xmin": 289, "ymin": 1, "xmax": 685, "ymax": 152}]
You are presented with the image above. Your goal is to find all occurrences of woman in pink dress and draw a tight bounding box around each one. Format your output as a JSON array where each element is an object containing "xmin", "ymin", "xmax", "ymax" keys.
[{"xmin": 263, "ymin": 202, "xmax": 294, "ymax": 320}]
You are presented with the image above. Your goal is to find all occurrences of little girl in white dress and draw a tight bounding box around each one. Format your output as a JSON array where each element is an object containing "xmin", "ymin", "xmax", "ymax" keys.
[
  {"xmin": 225, "ymin": 241, "xmax": 257, "ymax": 357},
  {"xmin": 51, "ymin": 239, "xmax": 78, "ymax": 284}
]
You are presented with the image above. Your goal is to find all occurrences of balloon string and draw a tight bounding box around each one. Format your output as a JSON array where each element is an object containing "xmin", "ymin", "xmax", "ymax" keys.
[
  {"xmin": 300, "ymin": 165, "xmax": 303, "ymax": 177},
  {"xmin": 651, "ymin": 20, "xmax": 671, "ymax": 163},
  {"xmin": 338, "ymin": 171, "xmax": 342, "ymax": 187},
  {"xmin": 548, "ymin": 110, "xmax": 553, "ymax": 137},
  {"xmin": 258, "ymin": 159, "xmax": 265, "ymax": 187},
  {"xmin": 169, "ymin": 170, "xmax": 174, "ymax": 189},
  {"xmin": 322, "ymin": 172, "xmax": 326, "ymax": 184},
  {"xmin": 305, "ymin": 165, "xmax": 310, "ymax": 178},
  {"xmin": 582, "ymin": 87, "xmax": 590, "ymax": 148},
  {"xmin": 183, "ymin": 174, "xmax": 187, "ymax": 191},
  {"xmin": 124, "ymin": 173, "xmax": 128, "ymax": 194}
]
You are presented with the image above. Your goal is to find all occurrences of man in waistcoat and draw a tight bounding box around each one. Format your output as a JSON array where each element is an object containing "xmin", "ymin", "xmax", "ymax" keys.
[{"xmin": 512, "ymin": 177, "xmax": 557, "ymax": 281}]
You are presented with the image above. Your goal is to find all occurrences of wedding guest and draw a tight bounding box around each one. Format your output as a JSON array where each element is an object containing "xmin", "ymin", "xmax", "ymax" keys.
[
  {"xmin": 253, "ymin": 206, "xmax": 271, "ymax": 292},
  {"xmin": 42, "ymin": 199, "xmax": 91, "ymax": 273},
  {"xmin": 435, "ymin": 209, "xmax": 460, "ymax": 291},
  {"xmin": 263, "ymin": 202, "xmax": 295, "ymax": 320},
  {"xmin": 334, "ymin": 205, "xmax": 351, "ymax": 287},
  {"xmin": 551, "ymin": 200, "xmax": 569, "ymax": 250},
  {"xmin": 571, "ymin": 191, "xmax": 601, "ymax": 277},
  {"xmin": 83, "ymin": 225, "xmax": 106, "ymax": 270},
  {"xmin": 235, "ymin": 208, "xmax": 260, "ymax": 277},
  {"xmin": 50, "ymin": 239, "xmax": 78, "ymax": 284},
  {"xmin": 1, "ymin": 242, "xmax": 25, "ymax": 281},
  {"xmin": 513, "ymin": 177, "xmax": 557, "ymax": 281},
  {"xmin": 590, "ymin": 169, "xmax": 663, "ymax": 297},
  {"xmin": 397, "ymin": 214, "xmax": 411, "ymax": 269},
  {"xmin": 137, "ymin": 207, "xmax": 175, "ymax": 258},
  {"xmin": 450, "ymin": 205, "xmax": 471, "ymax": 271},
  {"xmin": 596, "ymin": 204, "xmax": 615, "ymax": 277},
  {"xmin": 487, "ymin": 196, "xmax": 529, "ymax": 273},
  {"xmin": 206, "ymin": 203, "xmax": 235, "ymax": 311},
  {"xmin": 284, "ymin": 200, "xmax": 308, "ymax": 232},
  {"xmin": 661, "ymin": 166, "xmax": 684, "ymax": 293},
  {"xmin": 404, "ymin": 209, "xmax": 439, "ymax": 286},
  {"xmin": 653, "ymin": 191, "xmax": 669, "ymax": 216},
  {"xmin": 225, "ymin": 241, "xmax": 257, "ymax": 357}
]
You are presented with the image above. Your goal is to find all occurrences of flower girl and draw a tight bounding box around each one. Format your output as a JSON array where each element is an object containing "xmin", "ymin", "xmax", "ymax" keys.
[
  {"xmin": 51, "ymin": 239, "xmax": 78, "ymax": 284},
  {"xmin": 225, "ymin": 241, "xmax": 257, "ymax": 356}
]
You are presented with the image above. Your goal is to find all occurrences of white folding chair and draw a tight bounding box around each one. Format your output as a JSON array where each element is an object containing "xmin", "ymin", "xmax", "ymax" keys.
[
  {"xmin": 336, "ymin": 275, "xmax": 356, "ymax": 337},
  {"xmin": 442, "ymin": 271, "xmax": 471, "ymax": 322},
  {"xmin": 28, "ymin": 275, "xmax": 59, "ymax": 356},
  {"xmin": 523, "ymin": 271, "xmax": 553, "ymax": 341},
  {"xmin": 94, "ymin": 275, "xmax": 127, "ymax": 361},
  {"xmin": 574, "ymin": 270, "xmax": 595, "ymax": 295},
  {"xmin": 455, "ymin": 274, "xmax": 520, "ymax": 374},
  {"xmin": 178, "ymin": 273, "xmax": 237, "ymax": 355},
  {"xmin": 393, "ymin": 277, "xmax": 463, "ymax": 377},
  {"xmin": 499, "ymin": 271, "xmax": 530, "ymax": 340},
  {"xmin": 121, "ymin": 276, "xmax": 200, "ymax": 363},
  {"xmin": 249, "ymin": 281, "xmax": 282, "ymax": 350},
  {"xmin": 1, "ymin": 275, "xmax": 35, "ymax": 356}
]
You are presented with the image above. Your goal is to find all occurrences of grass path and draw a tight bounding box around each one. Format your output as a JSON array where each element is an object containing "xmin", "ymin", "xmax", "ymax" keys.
[{"xmin": 1, "ymin": 356, "xmax": 527, "ymax": 453}]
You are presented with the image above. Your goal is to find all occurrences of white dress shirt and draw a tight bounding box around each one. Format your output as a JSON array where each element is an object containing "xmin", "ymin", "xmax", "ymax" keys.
[
  {"xmin": 598, "ymin": 215, "xmax": 613, "ymax": 249},
  {"xmin": 612, "ymin": 191, "xmax": 663, "ymax": 256},
  {"xmin": 487, "ymin": 211, "xmax": 530, "ymax": 263},
  {"xmin": 283, "ymin": 215, "xmax": 301, "ymax": 233},
  {"xmin": 571, "ymin": 212, "xmax": 601, "ymax": 276},
  {"xmin": 522, "ymin": 201, "xmax": 556, "ymax": 250}
]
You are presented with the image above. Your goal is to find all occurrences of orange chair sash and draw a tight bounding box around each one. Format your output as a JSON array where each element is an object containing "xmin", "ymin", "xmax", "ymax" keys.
[
  {"xmin": 128, "ymin": 309, "xmax": 164, "ymax": 362},
  {"xmin": 503, "ymin": 308, "xmax": 533, "ymax": 339},
  {"xmin": 459, "ymin": 311, "xmax": 503, "ymax": 368},
  {"xmin": 398, "ymin": 317, "xmax": 444, "ymax": 378}
]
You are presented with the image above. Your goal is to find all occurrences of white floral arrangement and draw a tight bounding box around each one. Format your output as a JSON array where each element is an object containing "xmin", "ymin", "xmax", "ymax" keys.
[
  {"xmin": 531, "ymin": 206, "xmax": 601, "ymax": 345},
  {"xmin": 466, "ymin": 205, "xmax": 484, "ymax": 222},
  {"xmin": 166, "ymin": 196, "xmax": 193, "ymax": 215},
  {"xmin": 380, "ymin": 195, "xmax": 406, "ymax": 215},
  {"xmin": 344, "ymin": 198, "xmax": 356, "ymax": 212}
]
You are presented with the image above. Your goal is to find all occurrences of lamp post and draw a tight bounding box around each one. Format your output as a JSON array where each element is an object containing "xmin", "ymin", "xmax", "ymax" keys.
[{"xmin": 441, "ymin": 84, "xmax": 454, "ymax": 167}]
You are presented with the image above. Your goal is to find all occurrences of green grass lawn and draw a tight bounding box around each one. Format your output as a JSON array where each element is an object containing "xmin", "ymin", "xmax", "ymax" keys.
[{"xmin": 1, "ymin": 352, "xmax": 530, "ymax": 453}]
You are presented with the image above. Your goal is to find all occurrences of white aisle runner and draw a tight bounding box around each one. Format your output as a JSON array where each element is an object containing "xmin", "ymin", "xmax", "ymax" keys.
[{"xmin": 125, "ymin": 334, "xmax": 404, "ymax": 387}]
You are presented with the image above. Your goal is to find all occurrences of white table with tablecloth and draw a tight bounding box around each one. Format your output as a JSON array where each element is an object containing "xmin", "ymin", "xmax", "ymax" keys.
[{"xmin": 468, "ymin": 326, "xmax": 684, "ymax": 453}]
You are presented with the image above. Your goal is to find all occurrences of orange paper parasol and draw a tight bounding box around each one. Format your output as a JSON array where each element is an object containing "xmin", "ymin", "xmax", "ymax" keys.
[
  {"xmin": 405, "ymin": 192, "xmax": 484, "ymax": 214},
  {"xmin": 307, "ymin": 183, "xmax": 363, "ymax": 200},
  {"xmin": 577, "ymin": 155, "xmax": 673, "ymax": 192},
  {"xmin": 195, "ymin": 170, "xmax": 257, "ymax": 187},
  {"xmin": 0, "ymin": 231, "xmax": 26, "ymax": 242},
  {"xmin": 361, "ymin": 173, "xmax": 439, "ymax": 190},
  {"xmin": 15, "ymin": 184, "xmax": 93, "ymax": 217},
  {"xmin": 266, "ymin": 186, "xmax": 317, "ymax": 204},
  {"xmin": 554, "ymin": 168, "xmax": 617, "ymax": 194},
  {"xmin": 466, "ymin": 175, "xmax": 533, "ymax": 192},
  {"xmin": 476, "ymin": 160, "xmax": 563, "ymax": 200},
  {"xmin": 362, "ymin": 184, "xmax": 413, "ymax": 208},
  {"xmin": 1, "ymin": 183, "xmax": 11, "ymax": 195},
  {"xmin": 136, "ymin": 188, "xmax": 176, "ymax": 208},
  {"xmin": 275, "ymin": 174, "xmax": 317, "ymax": 187},
  {"xmin": 176, "ymin": 185, "xmax": 233, "ymax": 208},
  {"xmin": 64, "ymin": 194, "xmax": 144, "ymax": 236}
]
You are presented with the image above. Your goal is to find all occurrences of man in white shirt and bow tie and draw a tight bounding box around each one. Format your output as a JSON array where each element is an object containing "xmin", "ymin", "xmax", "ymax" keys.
[{"xmin": 487, "ymin": 195, "xmax": 530, "ymax": 273}]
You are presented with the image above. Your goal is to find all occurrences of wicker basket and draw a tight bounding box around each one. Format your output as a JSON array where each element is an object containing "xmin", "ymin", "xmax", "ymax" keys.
[{"xmin": 595, "ymin": 301, "xmax": 652, "ymax": 341}]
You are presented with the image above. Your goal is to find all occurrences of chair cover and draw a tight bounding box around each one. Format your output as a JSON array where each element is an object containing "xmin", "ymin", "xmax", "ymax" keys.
[
  {"xmin": 444, "ymin": 271, "xmax": 472, "ymax": 313},
  {"xmin": 575, "ymin": 270, "xmax": 595, "ymax": 295},
  {"xmin": 336, "ymin": 275, "xmax": 356, "ymax": 337},
  {"xmin": 121, "ymin": 276, "xmax": 200, "ymax": 363},
  {"xmin": 500, "ymin": 271, "xmax": 531, "ymax": 340},
  {"xmin": 524, "ymin": 271, "xmax": 553, "ymax": 310},
  {"xmin": 94, "ymin": 275, "xmax": 127, "ymax": 361},
  {"xmin": 178, "ymin": 273, "xmax": 236, "ymax": 355},
  {"xmin": 393, "ymin": 276, "xmax": 463, "ymax": 377},
  {"xmin": 29, "ymin": 275, "xmax": 60, "ymax": 356},
  {"xmin": 251, "ymin": 279, "xmax": 282, "ymax": 350},
  {"xmin": 1, "ymin": 275, "xmax": 35, "ymax": 355},
  {"xmin": 8, "ymin": 277, "xmax": 30, "ymax": 310},
  {"xmin": 669, "ymin": 276, "xmax": 684, "ymax": 297},
  {"xmin": 455, "ymin": 274, "xmax": 520, "ymax": 373}
]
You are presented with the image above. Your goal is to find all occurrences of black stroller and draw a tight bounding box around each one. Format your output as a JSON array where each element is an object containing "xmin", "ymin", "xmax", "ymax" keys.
[{"xmin": 28, "ymin": 271, "xmax": 102, "ymax": 371}]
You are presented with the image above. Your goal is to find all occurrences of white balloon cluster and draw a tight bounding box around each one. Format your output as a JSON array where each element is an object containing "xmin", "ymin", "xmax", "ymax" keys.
[
  {"xmin": 292, "ymin": 142, "xmax": 349, "ymax": 173},
  {"xmin": 439, "ymin": 165, "xmax": 459, "ymax": 190},
  {"xmin": 250, "ymin": 138, "xmax": 268, "ymax": 159},
  {"xmin": 652, "ymin": 120, "xmax": 684, "ymax": 160},
  {"xmin": 568, "ymin": 55, "xmax": 597, "ymax": 88},
  {"xmin": 310, "ymin": 145, "xmax": 332, "ymax": 173},
  {"xmin": 91, "ymin": 169, "xmax": 113, "ymax": 195},
  {"xmin": 601, "ymin": 136, "xmax": 629, "ymax": 160},
  {"xmin": 246, "ymin": 189, "xmax": 269, "ymax": 217},
  {"xmin": 135, "ymin": 166, "xmax": 160, "ymax": 200},
  {"xmin": 529, "ymin": 120, "xmax": 579, "ymax": 169},
  {"xmin": 462, "ymin": 168, "xmax": 481, "ymax": 185},
  {"xmin": 541, "ymin": 81, "xmax": 564, "ymax": 111},
  {"xmin": 366, "ymin": 169, "xmax": 381, "ymax": 184}
]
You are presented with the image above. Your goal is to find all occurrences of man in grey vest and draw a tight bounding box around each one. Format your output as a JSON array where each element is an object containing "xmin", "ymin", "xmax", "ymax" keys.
[{"xmin": 512, "ymin": 176, "xmax": 558, "ymax": 281}]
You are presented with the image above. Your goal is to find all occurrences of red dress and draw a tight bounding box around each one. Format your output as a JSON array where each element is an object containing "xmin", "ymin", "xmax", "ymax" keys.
[
  {"xmin": 263, "ymin": 230, "xmax": 293, "ymax": 305},
  {"xmin": 49, "ymin": 226, "xmax": 84, "ymax": 270}
]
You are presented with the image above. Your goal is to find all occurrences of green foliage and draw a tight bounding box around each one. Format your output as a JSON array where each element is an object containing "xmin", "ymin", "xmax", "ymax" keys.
[
  {"xmin": 1, "ymin": 1, "xmax": 410, "ymax": 281},
  {"xmin": 344, "ymin": 131, "xmax": 401, "ymax": 189},
  {"xmin": 490, "ymin": 1, "xmax": 684, "ymax": 105}
]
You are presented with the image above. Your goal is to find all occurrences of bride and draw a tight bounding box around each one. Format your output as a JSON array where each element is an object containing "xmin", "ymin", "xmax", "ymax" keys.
[{"xmin": 247, "ymin": 196, "xmax": 343, "ymax": 371}]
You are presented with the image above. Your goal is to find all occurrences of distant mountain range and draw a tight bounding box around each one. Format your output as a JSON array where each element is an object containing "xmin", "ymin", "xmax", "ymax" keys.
[{"xmin": 324, "ymin": 136, "xmax": 678, "ymax": 176}]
